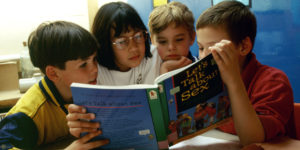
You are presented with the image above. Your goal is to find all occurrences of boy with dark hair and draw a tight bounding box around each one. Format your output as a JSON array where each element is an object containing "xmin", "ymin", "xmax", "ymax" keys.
[
  {"xmin": 0, "ymin": 21, "xmax": 106, "ymax": 149},
  {"xmin": 196, "ymin": 0, "xmax": 294, "ymax": 146}
]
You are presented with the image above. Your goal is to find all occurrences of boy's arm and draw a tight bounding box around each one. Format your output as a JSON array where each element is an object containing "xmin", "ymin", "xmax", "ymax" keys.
[
  {"xmin": 210, "ymin": 40, "xmax": 265, "ymax": 145},
  {"xmin": 65, "ymin": 131, "xmax": 109, "ymax": 150},
  {"xmin": 0, "ymin": 112, "xmax": 38, "ymax": 149},
  {"xmin": 67, "ymin": 104, "xmax": 100, "ymax": 137},
  {"xmin": 160, "ymin": 56, "xmax": 192, "ymax": 74}
]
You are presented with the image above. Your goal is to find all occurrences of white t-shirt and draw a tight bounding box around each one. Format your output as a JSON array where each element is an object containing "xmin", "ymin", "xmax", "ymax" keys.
[{"xmin": 97, "ymin": 46, "xmax": 162, "ymax": 85}]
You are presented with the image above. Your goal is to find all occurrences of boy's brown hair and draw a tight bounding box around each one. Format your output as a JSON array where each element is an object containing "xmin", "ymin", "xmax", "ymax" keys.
[
  {"xmin": 196, "ymin": 0, "xmax": 257, "ymax": 48},
  {"xmin": 28, "ymin": 21, "xmax": 99, "ymax": 74},
  {"xmin": 148, "ymin": 1, "xmax": 195, "ymax": 38}
]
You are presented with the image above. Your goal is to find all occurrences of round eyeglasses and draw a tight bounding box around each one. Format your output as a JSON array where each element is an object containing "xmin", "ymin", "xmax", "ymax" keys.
[{"xmin": 112, "ymin": 31, "xmax": 147, "ymax": 50}]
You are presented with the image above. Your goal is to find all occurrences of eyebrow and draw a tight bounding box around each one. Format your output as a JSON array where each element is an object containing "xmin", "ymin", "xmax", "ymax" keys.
[{"xmin": 157, "ymin": 33, "xmax": 186, "ymax": 39}]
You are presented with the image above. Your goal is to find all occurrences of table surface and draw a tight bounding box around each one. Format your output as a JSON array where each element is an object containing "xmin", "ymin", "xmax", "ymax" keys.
[
  {"xmin": 170, "ymin": 129, "xmax": 241, "ymax": 150},
  {"xmin": 39, "ymin": 129, "xmax": 241, "ymax": 150}
]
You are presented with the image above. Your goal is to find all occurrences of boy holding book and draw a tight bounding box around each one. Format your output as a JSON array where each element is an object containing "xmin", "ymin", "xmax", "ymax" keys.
[
  {"xmin": 196, "ymin": 1, "xmax": 294, "ymax": 146},
  {"xmin": 0, "ymin": 21, "xmax": 107, "ymax": 149}
]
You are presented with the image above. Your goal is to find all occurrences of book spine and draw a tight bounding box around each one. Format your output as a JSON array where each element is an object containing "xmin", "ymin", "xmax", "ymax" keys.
[
  {"xmin": 158, "ymin": 82, "xmax": 170, "ymax": 135},
  {"xmin": 146, "ymin": 88, "xmax": 169, "ymax": 149}
]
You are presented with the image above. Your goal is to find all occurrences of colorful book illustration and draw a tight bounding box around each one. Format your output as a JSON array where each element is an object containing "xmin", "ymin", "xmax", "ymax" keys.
[{"xmin": 71, "ymin": 53, "xmax": 231, "ymax": 150}]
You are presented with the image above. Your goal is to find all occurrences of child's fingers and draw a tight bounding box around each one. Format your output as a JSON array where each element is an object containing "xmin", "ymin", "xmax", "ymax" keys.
[
  {"xmin": 69, "ymin": 127, "xmax": 99, "ymax": 138},
  {"xmin": 78, "ymin": 130, "xmax": 102, "ymax": 143},
  {"xmin": 68, "ymin": 104, "xmax": 86, "ymax": 113},
  {"xmin": 66, "ymin": 112, "xmax": 95, "ymax": 121},
  {"xmin": 85, "ymin": 139, "xmax": 110, "ymax": 150},
  {"xmin": 213, "ymin": 43, "xmax": 230, "ymax": 65},
  {"xmin": 67, "ymin": 120, "xmax": 100, "ymax": 128}
]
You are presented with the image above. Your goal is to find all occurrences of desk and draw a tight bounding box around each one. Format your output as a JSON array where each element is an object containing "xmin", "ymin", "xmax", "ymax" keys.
[
  {"xmin": 0, "ymin": 90, "xmax": 22, "ymax": 109},
  {"xmin": 170, "ymin": 129, "xmax": 241, "ymax": 150},
  {"xmin": 39, "ymin": 129, "xmax": 241, "ymax": 150}
]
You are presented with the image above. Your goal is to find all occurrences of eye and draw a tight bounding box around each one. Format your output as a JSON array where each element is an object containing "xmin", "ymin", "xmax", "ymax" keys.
[
  {"xmin": 79, "ymin": 62, "xmax": 87, "ymax": 68},
  {"xmin": 176, "ymin": 38, "xmax": 184, "ymax": 42},
  {"xmin": 198, "ymin": 45, "xmax": 204, "ymax": 51},
  {"xmin": 158, "ymin": 40, "xmax": 167, "ymax": 45},
  {"xmin": 114, "ymin": 38, "xmax": 127, "ymax": 45},
  {"xmin": 134, "ymin": 33, "xmax": 142, "ymax": 40}
]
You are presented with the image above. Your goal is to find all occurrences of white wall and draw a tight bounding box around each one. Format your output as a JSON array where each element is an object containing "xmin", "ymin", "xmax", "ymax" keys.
[{"xmin": 0, "ymin": 0, "xmax": 90, "ymax": 56}]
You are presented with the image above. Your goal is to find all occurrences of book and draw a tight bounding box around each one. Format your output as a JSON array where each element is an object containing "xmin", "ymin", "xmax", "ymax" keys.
[{"xmin": 71, "ymin": 53, "xmax": 231, "ymax": 150}]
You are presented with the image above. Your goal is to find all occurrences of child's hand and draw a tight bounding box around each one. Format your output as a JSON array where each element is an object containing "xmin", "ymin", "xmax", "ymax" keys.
[
  {"xmin": 209, "ymin": 40, "xmax": 241, "ymax": 85},
  {"xmin": 160, "ymin": 56, "xmax": 192, "ymax": 74},
  {"xmin": 65, "ymin": 131, "xmax": 109, "ymax": 150},
  {"xmin": 67, "ymin": 104, "xmax": 100, "ymax": 137}
]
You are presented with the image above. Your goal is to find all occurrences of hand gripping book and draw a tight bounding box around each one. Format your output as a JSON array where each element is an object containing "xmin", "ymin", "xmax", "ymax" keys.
[{"xmin": 71, "ymin": 54, "xmax": 231, "ymax": 150}]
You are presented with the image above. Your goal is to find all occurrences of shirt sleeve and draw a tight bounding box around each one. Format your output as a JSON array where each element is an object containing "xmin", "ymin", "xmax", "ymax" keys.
[
  {"xmin": 0, "ymin": 112, "xmax": 38, "ymax": 149},
  {"xmin": 250, "ymin": 69, "xmax": 294, "ymax": 141},
  {"xmin": 218, "ymin": 68, "xmax": 294, "ymax": 141}
]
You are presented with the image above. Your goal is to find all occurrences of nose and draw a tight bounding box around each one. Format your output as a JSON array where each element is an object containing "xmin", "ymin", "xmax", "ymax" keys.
[
  {"xmin": 127, "ymin": 39, "xmax": 139, "ymax": 52},
  {"xmin": 91, "ymin": 60, "xmax": 98, "ymax": 74},
  {"xmin": 168, "ymin": 42, "xmax": 176, "ymax": 51}
]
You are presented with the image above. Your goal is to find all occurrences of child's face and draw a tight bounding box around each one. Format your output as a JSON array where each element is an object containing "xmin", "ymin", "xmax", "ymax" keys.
[
  {"xmin": 57, "ymin": 52, "xmax": 98, "ymax": 87},
  {"xmin": 111, "ymin": 29, "xmax": 146, "ymax": 71},
  {"xmin": 196, "ymin": 26, "xmax": 230, "ymax": 59},
  {"xmin": 152, "ymin": 23, "xmax": 195, "ymax": 61}
]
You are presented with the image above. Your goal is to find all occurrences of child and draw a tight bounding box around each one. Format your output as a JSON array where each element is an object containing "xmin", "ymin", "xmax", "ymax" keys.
[
  {"xmin": 0, "ymin": 21, "xmax": 107, "ymax": 149},
  {"xmin": 148, "ymin": 1, "xmax": 197, "ymax": 74},
  {"xmin": 196, "ymin": 1, "xmax": 294, "ymax": 146},
  {"xmin": 66, "ymin": 1, "xmax": 197, "ymax": 140},
  {"xmin": 92, "ymin": 1, "xmax": 162, "ymax": 85}
]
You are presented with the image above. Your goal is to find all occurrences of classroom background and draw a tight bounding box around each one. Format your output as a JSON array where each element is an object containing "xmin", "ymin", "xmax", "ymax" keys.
[{"xmin": 0, "ymin": 0, "xmax": 299, "ymax": 103}]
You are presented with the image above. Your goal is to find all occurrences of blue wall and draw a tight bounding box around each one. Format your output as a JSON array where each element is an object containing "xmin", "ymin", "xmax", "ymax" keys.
[{"xmin": 128, "ymin": 0, "xmax": 300, "ymax": 102}]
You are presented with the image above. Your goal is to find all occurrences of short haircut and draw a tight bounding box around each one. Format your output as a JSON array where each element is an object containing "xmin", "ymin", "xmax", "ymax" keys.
[
  {"xmin": 196, "ymin": 0, "xmax": 257, "ymax": 47},
  {"xmin": 148, "ymin": 1, "xmax": 195, "ymax": 37},
  {"xmin": 92, "ymin": 2, "xmax": 151, "ymax": 70},
  {"xmin": 28, "ymin": 21, "xmax": 99, "ymax": 74}
]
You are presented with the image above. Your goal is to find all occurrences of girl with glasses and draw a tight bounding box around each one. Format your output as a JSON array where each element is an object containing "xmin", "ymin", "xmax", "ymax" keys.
[{"xmin": 93, "ymin": 2, "xmax": 161, "ymax": 85}]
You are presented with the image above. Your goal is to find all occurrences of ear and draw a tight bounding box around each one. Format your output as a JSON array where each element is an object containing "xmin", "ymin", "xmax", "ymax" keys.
[
  {"xmin": 45, "ymin": 65, "xmax": 60, "ymax": 82},
  {"xmin": 189, "ymin": 31, "xmax": 196, "ymax": 46},
  {"xmin": 239, "ymin": 36, "xmax": 252, "ymax": 56}
]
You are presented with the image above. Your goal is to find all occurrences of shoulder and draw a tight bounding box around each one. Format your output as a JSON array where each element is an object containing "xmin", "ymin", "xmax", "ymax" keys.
[
  {"xmin": 256, "ymin": 65, "xmax": 290, "ymax": 85},
  {"xmin": 7, "ymin": 83, "xmax": 46, "ymax": 118},
  {"xmin": 250, "ymin": 64, "xmax": 293, "ymax": 102}
]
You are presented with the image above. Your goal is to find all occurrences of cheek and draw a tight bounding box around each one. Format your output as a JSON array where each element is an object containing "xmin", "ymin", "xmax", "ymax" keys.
[{"xmin": 157, "ymin": 48, "xmax": 165, "ymax": 57}]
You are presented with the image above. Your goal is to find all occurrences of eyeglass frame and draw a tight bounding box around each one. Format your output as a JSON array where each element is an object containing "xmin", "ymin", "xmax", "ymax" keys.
[{"xmin": 112, "ymin": 31, "xmax": 148, "ymax": 50}]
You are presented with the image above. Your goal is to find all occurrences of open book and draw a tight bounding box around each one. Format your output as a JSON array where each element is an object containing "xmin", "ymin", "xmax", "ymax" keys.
[{"xmin": 71, "ymin": 54, "xmax": 231, "ymax": 150}]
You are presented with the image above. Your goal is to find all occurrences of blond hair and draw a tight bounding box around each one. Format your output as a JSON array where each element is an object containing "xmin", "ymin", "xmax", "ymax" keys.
[{"xmin": 148, "ymin": 1, "xmax": 194, "ymax": 37}]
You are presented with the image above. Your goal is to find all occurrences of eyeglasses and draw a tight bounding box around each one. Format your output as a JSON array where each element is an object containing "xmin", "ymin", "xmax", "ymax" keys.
[{"xmin": 112, "ymin": 31, "xmax": 147, "ymax": 50}]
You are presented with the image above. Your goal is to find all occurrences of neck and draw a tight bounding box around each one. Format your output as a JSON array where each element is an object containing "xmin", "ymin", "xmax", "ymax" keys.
[{"xmin": 53, "ymin": 81, "xmax": 72, "ymax": 103}]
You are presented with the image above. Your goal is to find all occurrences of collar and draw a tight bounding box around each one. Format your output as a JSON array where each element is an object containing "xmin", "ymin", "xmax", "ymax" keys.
[
  {"xmin": 241, "ymin": 52, "xmax": 262, "ymax": 90},
  {"xmin": 187, "ymin": 51, "xmax": 197, "ymax": 62},
  {"xmin": 38, "ymin": 76, "xmax": 68, "ymax": 114}
]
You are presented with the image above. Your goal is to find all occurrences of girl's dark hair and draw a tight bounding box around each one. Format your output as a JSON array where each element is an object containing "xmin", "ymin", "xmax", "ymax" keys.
[
  {"xmin": 28, "ymin": 21, "xmax": 99, "ymax": 74},
  {"xmin": 92, "ymin": 2, "xmax": 151, "ymax": 70}
]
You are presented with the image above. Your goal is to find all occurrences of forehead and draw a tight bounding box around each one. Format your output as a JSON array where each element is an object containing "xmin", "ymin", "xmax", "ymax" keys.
[
  {"xmin": 196, "ymin": 26, "xmax": 229, "ymax": 44},
  {"xmin": 111, "ymin": 26, "xmax": 140, "ymax": 37},
  {"xmin": 155, "ymin": 24, "xmax": 189, "ymax": 38}
]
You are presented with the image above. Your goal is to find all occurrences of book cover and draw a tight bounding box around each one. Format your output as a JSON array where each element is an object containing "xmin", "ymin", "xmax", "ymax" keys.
[
  {"xmin": 155, "ymin": 54, "xmax": 231, "ymax": 145},
  {"xmin": 71, "ymin": 84, "xmax": 166, "ymax": 150},
  {"xmin": 71, "ymin": 54, "xmax": 231, "ymax": 149}
]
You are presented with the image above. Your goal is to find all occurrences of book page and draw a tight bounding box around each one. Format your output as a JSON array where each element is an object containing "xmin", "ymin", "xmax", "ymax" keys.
[
  {"xmin": 169, "ymin": 135, "xmax": 241, "ymax": 150},
  {"xmin": 71, "ymin": 83, "xmax": 160, "ymax": 150}
]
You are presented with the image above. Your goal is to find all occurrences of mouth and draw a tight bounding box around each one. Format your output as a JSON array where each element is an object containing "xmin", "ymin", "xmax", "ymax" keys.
[
  {"xmin": 89, "ymin": 79, "xmax": 97, "ymax": 85},
  {"xmin": 129, "ymin": 55, "xmax": 140, "ymax": 60},
  {"xmin": 165, "ymin": 55, "xmax": 180, "ymax": 60}
]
